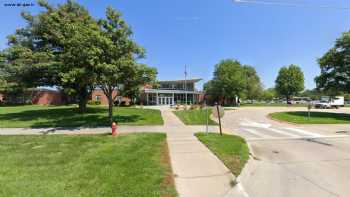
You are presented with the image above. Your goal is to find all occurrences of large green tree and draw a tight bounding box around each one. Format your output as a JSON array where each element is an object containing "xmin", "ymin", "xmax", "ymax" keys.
[
  {"xmin": 96, "ymin": 7, "xmax": 156, "ymax": 124},
  {"xmin": 275, "ymin": 64, "xmax": 305, "ymax": 102},
  {"xmin": 204, "ymin": 59, "xmax": 262, "ymax": 105},
  {"xmin": 2, "ymin": 0, "xmax": 156, "ymax": 121},
  {"xmin": 37, "ymin": 0, "xmax": 103, "ymax": 113},
  {"xmin": 2, "ymin": 0, "xmax": 102, "ymax": 112},
  {"xmin": 243, "ymin": 65, "xmax": 263, "ymax": 100},
  {"xmin": 299, "ymin": 89, "xmax": 322, "ymax": 100},
  {"xmin": 261, "ymin": 88, "xmax": 276, "ymax": 101},
  {"xmin": 122, "ymin": 64, "xmax": 157, "ymax": 104},
  {"xmin": 315, "ymin": 31, "xmax": 350, "ymax": 95},
  {"xmin": 0, "ymin": 45, "xmax": 36, "ymax": 104}
]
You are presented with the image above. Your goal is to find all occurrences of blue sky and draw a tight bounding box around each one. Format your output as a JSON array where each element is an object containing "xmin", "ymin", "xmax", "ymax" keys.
[{"xmin": 1, "ymin": 0, "xmax": 350, "ymax": 90}]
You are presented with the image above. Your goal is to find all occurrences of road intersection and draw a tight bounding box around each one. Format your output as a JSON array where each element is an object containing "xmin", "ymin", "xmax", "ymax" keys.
[{"xmin": 222, "ymin": 107, "xmax": 350, "ymax": 197}]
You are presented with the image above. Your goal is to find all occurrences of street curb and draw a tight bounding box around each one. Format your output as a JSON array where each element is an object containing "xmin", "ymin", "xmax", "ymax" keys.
[
  {"xmin": 267, "ymin": 113, "xmax": 300, "ymax": 126},
  {"xmin": 223, "ymin": 141, "xmax": 258, "ymax": 197},
  {"xmin": 209, "ymin": 113, "xmax": 259, "ymax": 197}
]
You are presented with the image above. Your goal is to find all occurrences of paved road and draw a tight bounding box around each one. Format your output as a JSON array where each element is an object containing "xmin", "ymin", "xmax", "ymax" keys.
[{"xmin": 222, "ymin": 107, "xmax": 350, "ymax": 197}]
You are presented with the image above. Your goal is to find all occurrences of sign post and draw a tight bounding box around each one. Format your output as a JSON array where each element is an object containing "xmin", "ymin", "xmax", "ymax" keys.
[
  {"xmin": 213, "ymin": 102, "xmax": 225, "ymax": 136},
  {"xmin": 205, "ymin": 101, "xmax": 209, "ymax": 135},
  {"xmin": 307, "ymin": 102, "xmax": 312, "ymax": 120}
]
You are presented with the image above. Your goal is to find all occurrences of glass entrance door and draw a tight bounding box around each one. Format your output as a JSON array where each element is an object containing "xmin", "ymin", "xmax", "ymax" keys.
[{"xmin": 158, "ymin": 97, "xmax": 173, "ymax": 105}]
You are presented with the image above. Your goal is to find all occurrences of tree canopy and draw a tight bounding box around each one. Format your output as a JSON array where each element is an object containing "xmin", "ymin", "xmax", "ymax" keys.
[
  {"xmin": 243, "ymin": 65, "xmax": 263, "ymax": 100},
  {"xmin": 122, "ymin": 64, "xmax": 157, "ymax": 102},
  {"xmin": 261, "ymin": 88, "xmax": 276, "ymax": 101},
  {"xmin": 95, "ymin": 6, "xmax": 156, "ymax": 123},
  {"xmin": 299, "ymin": 89, "xmax": 322, "ymax": 100},
  {"xmin": 0, "ymin": 0, "xmax": 102, "ymax": 111},
  {"xmin": 315, "ymin": 31, "xmax": 350, "ymax": 95},
  {"xmin": 204, "ymin": 59, "xmax": 262, "ymax": 105},
  {"xmin": 0, "ymin": 0, "xmax": 156, "ymax": 114},
  {"xmin": 275, "ymin": 64, "xmax": 304, "ymax": 101}
]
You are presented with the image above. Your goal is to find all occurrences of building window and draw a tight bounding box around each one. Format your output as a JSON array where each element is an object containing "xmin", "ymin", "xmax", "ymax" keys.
[{"xmin": 95, "ymin": 95, "xmax": 101, "ymax": 102}]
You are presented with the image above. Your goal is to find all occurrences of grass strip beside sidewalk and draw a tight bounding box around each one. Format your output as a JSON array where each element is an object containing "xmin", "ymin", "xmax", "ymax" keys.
[
  {"xmin": 173, "ymin": 109, "xmax": 217, "ymax": 125},
  {"xmin": 195, "ymin": 133, "xmax": 249, "ymax": 176}
]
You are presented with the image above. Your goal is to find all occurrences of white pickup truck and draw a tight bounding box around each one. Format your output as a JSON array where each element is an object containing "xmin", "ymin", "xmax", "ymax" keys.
[{"xmin": 314, "ymin": 96, "xmax": 345, "ymax": 109}]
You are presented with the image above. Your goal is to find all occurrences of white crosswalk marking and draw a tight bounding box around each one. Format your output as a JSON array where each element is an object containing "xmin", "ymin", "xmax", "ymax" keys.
[
  {"xmin": 284, "ymin": 128, "xmax": 323, "ymax": 137},
  {"xmin": 243, "ymin": 128, "xmax": 268, "ymax": 138},
  {"xmin": 240, "ymin": 120, "xmax": 271, "ymax": 129},
  {"xmin": 238, "ymin": 119, "xmax": 344, "ymax": 140},
  {"xmin": 241, "ymin": 126, "xmax": 315, "ymax": 139},
  {"xmin": 267, "ymin": 128, "xmax": 299, "ymax": 138}
]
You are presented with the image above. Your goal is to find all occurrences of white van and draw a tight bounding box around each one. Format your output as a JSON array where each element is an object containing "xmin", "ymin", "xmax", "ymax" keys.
[{"xmin": 314, "ymin": 96, "xmax": 345, "ymax": 109}]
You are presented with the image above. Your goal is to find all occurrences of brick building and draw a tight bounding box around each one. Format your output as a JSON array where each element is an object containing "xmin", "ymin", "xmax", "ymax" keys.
[
  {"xmin": 1, "ymin": 78, "xmax": 204, "ymax": 106},
  {"xmin": 90, "ymin": 89, "xmax": 130, "ymax": 105},
  {"xmin": 32, "ymin": 89, "xmax": 65, "ymax": 105},
  {"xmin": 0, "ymin": 88, "xmax": 66, "ymax": 105}
]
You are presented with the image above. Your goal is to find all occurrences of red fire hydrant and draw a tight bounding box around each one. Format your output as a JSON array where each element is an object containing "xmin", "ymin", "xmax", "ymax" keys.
[{"xmin": 111, "ymin": 122, "xmax": 118, "ymax": 136}]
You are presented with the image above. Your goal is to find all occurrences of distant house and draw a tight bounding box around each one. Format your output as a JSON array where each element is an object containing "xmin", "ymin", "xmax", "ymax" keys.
[{"xmin": 141, "ymin": 78, "xmax": 204, "ymax": 105}]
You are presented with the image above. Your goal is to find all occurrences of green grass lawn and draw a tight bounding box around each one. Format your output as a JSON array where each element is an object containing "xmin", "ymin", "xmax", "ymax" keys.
[
  {"xmin": 0, "ymin": 133, "xmax": 177, "ymax": 197},
  {"xmin": 240, "ymin": 103, "xmax": 307, "ymax": 107},
  {"xmin": 270, "ymin": 111, "xmax": 350, "ymax": 124},
  {"xmin": 173, "ymin": 109, "xmax": 217, "ymax": 125},
  {"xmin": 195, "ymin": 133, "xmax": 249, "ymax": 176},
  {"xmin": 0, "ymin": 105, "xmax": 163, "ymax": 128}
]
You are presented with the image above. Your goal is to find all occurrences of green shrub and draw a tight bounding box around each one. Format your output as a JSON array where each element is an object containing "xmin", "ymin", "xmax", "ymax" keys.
[{"xmin": 88, "ymin": 100, "xmax": 101, "ymax": 105}]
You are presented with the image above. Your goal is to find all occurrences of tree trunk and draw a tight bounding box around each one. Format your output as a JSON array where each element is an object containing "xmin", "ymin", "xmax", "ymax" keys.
[
  {"xmin": 101, "ymin": 86, "xmax": 116, "ymax": 126},
  {"xmin": 78, "ymin": 87, "xmax": 90, "ymax": 114},
  {"xmin": 108, "ymin": 93, "xmax": 114, "ymax": 126},
  {"xmin": 78, "ymin": 98, "xmax": 87, "ymax": 114}
]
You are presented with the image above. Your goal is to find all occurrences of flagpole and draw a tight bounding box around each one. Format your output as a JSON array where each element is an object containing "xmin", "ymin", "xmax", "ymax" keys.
[{"xmin": 185, "ymin": 65, "xmax": 187, "ymax": 106}]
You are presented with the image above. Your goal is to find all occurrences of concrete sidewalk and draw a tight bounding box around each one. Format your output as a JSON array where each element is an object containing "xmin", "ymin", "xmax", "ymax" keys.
[
  {"xmin": 0, "ymin": 125, "xmax": 218, "ymax": 135},
  {"xmin": 161, "ymin": 109, "xmax": 236, "ymax": 197}
]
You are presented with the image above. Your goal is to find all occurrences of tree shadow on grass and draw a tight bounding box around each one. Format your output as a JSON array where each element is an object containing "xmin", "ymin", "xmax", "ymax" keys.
[
  {"xmin": 286, "ymin": 111, "xmax": 350, "ymax": 121},
  {"xmin": 0, "ymin": 107, "xmax": 142, "ymax": 128}
]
